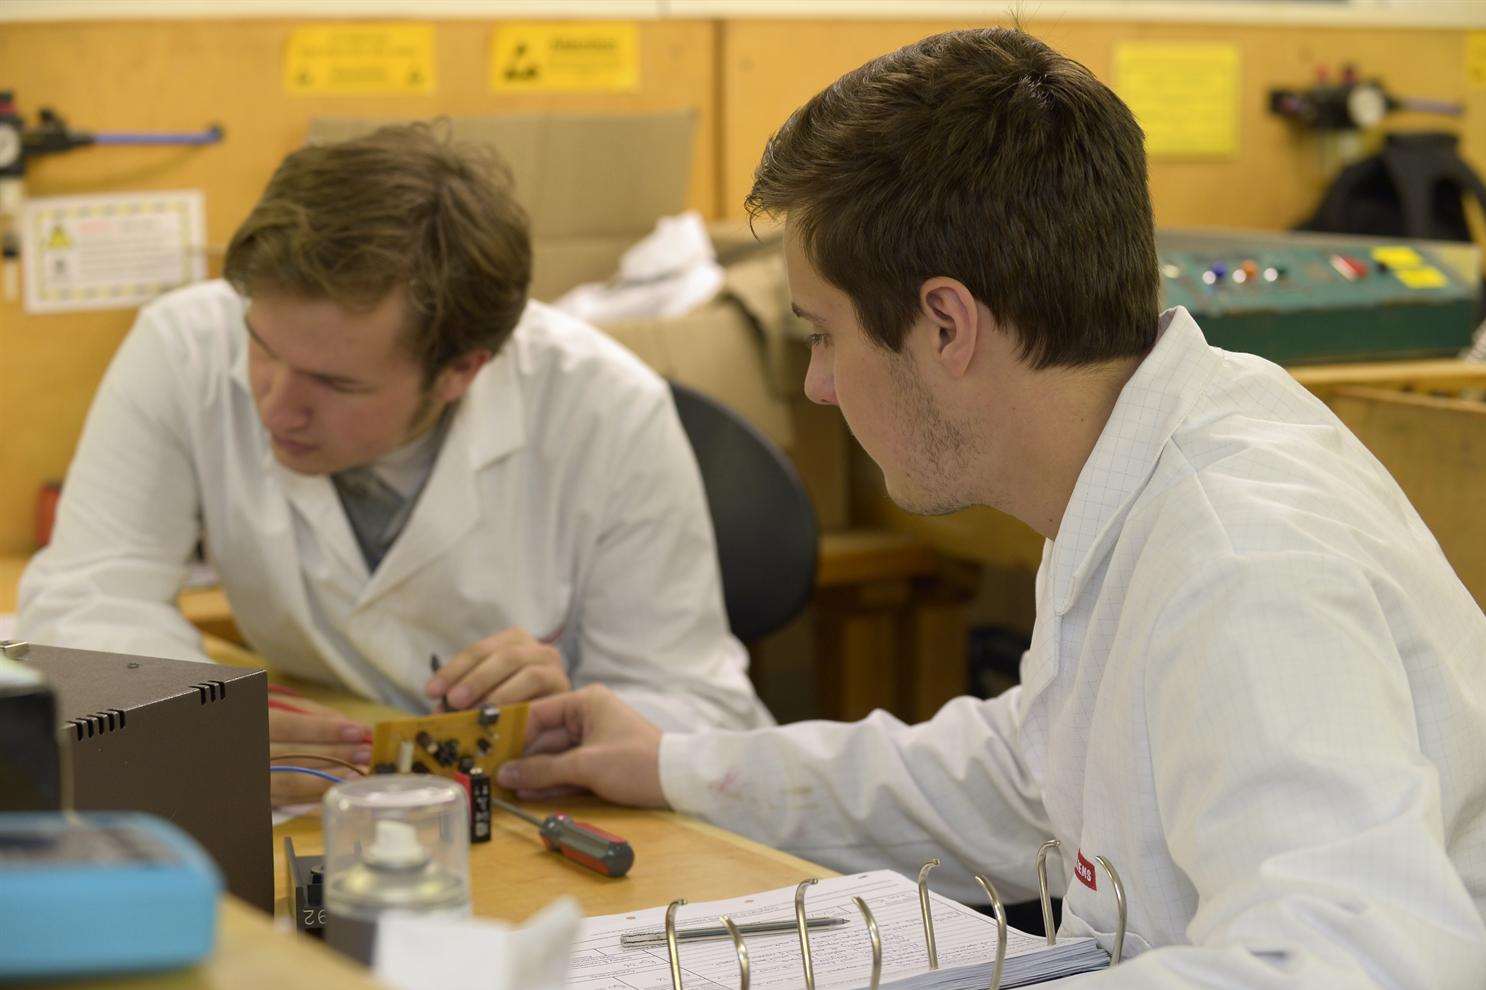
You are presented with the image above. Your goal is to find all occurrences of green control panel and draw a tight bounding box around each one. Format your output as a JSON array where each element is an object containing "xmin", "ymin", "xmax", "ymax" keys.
[{"xmin": 1159, "ymin": 229, "xmax": 1480, "ymax": 365}]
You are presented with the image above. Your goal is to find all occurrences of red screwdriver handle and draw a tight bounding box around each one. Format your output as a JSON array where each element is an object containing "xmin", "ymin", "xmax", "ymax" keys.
[{"xmin": 538, "ymin": 813, "xmax": 635, "ymax": 878}]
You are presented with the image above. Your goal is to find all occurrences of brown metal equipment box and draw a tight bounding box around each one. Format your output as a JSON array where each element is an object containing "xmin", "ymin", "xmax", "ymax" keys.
[{"xmin": 23, "ymin": 644, "xmax": 272, "ymax": 912}]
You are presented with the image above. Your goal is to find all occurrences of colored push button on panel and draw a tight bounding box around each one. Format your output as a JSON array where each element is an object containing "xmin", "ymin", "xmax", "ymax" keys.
[{"xmin": 1329, "ymin": 254, "xmax": 1369, "ymax": 281}]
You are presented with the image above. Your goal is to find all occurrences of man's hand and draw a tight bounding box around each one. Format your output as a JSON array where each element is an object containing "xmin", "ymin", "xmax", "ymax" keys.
[
  {"xmin": 496, "ymin": 685, "xmax": 666, "ymax": 808},
  {"xmin": 269, "ymin": 694, "xmax": 373, "ymax": 805},
  {"xmin": 426, "ymin": 628, "xmax": 571, "ymax": 710}
]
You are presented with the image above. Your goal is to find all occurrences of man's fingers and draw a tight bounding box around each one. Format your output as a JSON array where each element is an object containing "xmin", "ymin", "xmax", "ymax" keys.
[
  {"xmin": 431, "ymin": 629, "xmax": 530, "ymax": 698},
  {"xmin": 522, "ymin": 690, "xmax": 590, "ymax": 745},
  {"xmin": 445, "ymin": 651, "xmax": 523, "ymax": 709},
  {"xmin": 524, "ymin": 725, "xmax": 577, "ymax": 757},
  {"xmin": 497, "ymin": 750, "xmax": 588, "ymax": 794},
  {"xmin": 270, "ymin": 708, "xmax": 372, "ymax": 745},
  {"xmin": 482, "ymin": 664, "xmax": 570, "ymax": 707},
  {"xmin": 511, "ymin": 784, "xmax": 586, "ymax": 802}
]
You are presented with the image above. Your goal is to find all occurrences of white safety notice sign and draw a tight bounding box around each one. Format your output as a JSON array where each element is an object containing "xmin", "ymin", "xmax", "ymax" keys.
[{"xmin": 22, "ymin": 190, "xmax": 206, "ymax": 314}]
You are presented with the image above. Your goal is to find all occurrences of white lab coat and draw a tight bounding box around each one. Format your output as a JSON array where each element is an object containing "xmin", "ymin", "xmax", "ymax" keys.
[
  {"xmin": 659, "ymin": 308, "xmax": 1486, "ymax": 987},
  {"xmin": 19, "ymin": 280, "xmax": 771, "ymax": 731}
]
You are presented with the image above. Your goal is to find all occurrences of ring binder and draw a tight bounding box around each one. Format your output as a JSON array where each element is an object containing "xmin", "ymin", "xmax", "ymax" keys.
[
  {"xmin": 720, "ymin": 915, "xmax": 750, "ymax": 990},
  {"xmin": 605, "ymin": 849, "xmax": 1122, "ymax": 990},
  {"xmin": 917, "ymin": 861, "xmax": 1011, "ymax": 990},
  {"xmin": 851, "ymin": 896, "xmax": 882, "ymax": 990},
  {"xmin": 1035, "ymin": 839, "xmax": 1127, "ymax": 965},
  {"xmin": 1093, "ymin": 855, "xmax": 1126, "ymax": 966},
  {"xmin": 664, "ymin": 900, "xmax": 686, "ymax": 990},
  {"xmin": 1035, "ymin": 838, "xmax": 1061, "ymax": 946},
  {"xmin": 663, "ymin": 904, "xmax": 752, "ymax": 990},
  {"xmin": 795, "ymin": 878, "xmax": 821, "ymax": 989},
  {"xmin": 971, "ymin": 874, "xmax": 1007, "ymax": 990},
  {"xmin": 916, "ymin": 859, "xmax": 941, "ymax": 969}
]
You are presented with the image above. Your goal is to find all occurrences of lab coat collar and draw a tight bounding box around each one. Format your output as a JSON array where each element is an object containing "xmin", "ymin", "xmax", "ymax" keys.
[
  {"xmin": 1049, "ymin": 307, "xmax": 1224, "ymax": 615},
  {"xmin": 355, "ymin": 346, "xmax": 527, "ymax": 606},
  {"xmin": 235, "ymin": 316, "xmax": 530, "ymax": 604}
]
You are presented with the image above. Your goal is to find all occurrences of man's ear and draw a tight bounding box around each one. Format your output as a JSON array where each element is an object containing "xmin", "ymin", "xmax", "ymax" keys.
[
  {"xmin": 434, "ymin": 349, "xmax": 492, "ymax": 402},
  {"xmin": 918, "ymin": 277, "xmax": 978, "ymax": 379}
]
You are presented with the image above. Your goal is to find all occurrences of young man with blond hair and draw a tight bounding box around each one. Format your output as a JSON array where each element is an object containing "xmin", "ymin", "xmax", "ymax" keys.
[
  {"xmin": 496, "ymin": 29, "xmax": 1486, "ymax": 988},
  {"xmin": 19, "ymin": 124, "xmax": 770, "ymax": 804}
]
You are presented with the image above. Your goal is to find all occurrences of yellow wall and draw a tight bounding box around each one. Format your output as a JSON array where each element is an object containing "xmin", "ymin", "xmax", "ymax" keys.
[
  {"xmin": 0, "ymin": 15, "xmax": 1482, "ymax": 554},
  {"xmin": 721, "ymin": 19, "xmax": 1485, "ymax": 230},
  {"xmin": 0, "ymin": 17, "xmax": 719, "ymax": 554}
]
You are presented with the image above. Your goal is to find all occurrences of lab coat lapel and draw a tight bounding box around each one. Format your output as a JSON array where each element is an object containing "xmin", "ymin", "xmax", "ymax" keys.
[
  {"xmin": 268, "ymin": 449, "xmax": 370, "ymax": 584},
  {"xmin": 355, "ymin": 349, "xmax": 527, "ymax": 609}
]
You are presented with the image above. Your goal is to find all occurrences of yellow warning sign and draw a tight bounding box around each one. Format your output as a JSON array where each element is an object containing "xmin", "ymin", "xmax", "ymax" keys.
[
  {"xmin": 284, "ymin": 24, "xmax": 435, "ymax": 96},
  {"xmin": 46, "ymin": 225, "xmax": 72, "ymax": 250},
  {"xmin": 1114, "ymin": 43, "xmax": 1240, "ymax": 158},
  {"xmin": 1468, "ymin": 32, "xmax": 1486, "ymax": 89},
  {"xmin": 489, "ymin": 22, "xmax": 639, "ymax": 93}
]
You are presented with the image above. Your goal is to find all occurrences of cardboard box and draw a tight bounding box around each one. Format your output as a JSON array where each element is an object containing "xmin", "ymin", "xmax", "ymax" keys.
[
  {"xmin": 310, "ymin": 112, "xmax": 697, "ymax": 302},
  {"xmin": 307, "ymin": 113, "xmax": 849, "ymax": 528}
]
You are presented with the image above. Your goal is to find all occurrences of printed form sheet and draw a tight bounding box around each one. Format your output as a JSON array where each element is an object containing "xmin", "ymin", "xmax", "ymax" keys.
[{"xmin": 566, "ymin": 870, "xmax": 1075, "ymax": 989}]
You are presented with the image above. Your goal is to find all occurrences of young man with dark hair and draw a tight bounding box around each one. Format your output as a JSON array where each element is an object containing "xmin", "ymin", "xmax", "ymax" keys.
[
  {"xmin": 18, "ymin": 124, "xmax": 771, "ymax": 805},
  {"xmin": 495, "ymin": 30, "xmax": 1486, "ymax": 986}
]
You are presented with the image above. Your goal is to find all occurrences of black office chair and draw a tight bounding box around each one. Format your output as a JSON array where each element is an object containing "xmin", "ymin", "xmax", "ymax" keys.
[{"xmin": 669, "ymin": 382, "xmax": 819, "ymax": 642}]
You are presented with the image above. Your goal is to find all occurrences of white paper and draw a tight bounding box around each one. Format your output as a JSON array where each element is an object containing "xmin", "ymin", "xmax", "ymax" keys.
[
  {"xmin": 566, "ymin": 870, "xmax": 1105, "ymax": 989},
  {"xmin": 552, "ymin": 210, "xmax": 724, "ymax": 323},
  {"xmin": 21, "ymin": 190, "xmax": 206, "ymax": 314},
  {"xmin": 376, "ymin": 897, "xmax": 583, "ymax": 990},
  {"xmin": 0, "ymin": 614, "xmax": 15, "ymax": 642}
]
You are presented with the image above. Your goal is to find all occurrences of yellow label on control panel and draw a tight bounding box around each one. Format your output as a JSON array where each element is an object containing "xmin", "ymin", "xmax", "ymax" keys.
[
  {"xmin": 1371, "ymin": 246, "xmax": 1424, "ymax": 269},
  {"xmin": 284, "ymin": 24, "xmax": 435, "ymax": 95},
  {"xmin": 1395, "ymin": 266, "xmax": 1448, "ymax": 290},
  {"xmin": 489, "ymin": 22, "xmax": 640, "ymax": 93}
]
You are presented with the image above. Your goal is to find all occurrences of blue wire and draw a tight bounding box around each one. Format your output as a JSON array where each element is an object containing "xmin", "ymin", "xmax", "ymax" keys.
[{"xmin": 269, "ymin": 765, "xmax": 344, "ymax": 784}]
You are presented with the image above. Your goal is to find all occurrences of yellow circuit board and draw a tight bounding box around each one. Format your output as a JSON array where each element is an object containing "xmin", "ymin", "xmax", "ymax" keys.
[{"xmin": 370, "ymin": 703, "xmax": 528, "ymax": 791}]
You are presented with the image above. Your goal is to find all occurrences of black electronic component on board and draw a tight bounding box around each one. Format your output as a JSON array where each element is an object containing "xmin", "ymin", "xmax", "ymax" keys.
[
  {"xmin": 478, "ymin": 705, "xmax": 500, "ymax": 727},
  {"xmin": 469, "ymin": 768, "xmax": 492, "ymax": 843},
  {"xmin": 284, "ymin": 837, "xmax": 326, "ymax": 937}
]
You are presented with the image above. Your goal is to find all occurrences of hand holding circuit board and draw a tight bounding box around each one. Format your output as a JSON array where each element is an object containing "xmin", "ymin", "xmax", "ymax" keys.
[{"xmin": 369, "ymin": 701, "xmax": 633, "ymax": 878}]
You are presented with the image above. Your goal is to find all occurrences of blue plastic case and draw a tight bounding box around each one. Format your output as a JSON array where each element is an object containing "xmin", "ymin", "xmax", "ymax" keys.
[{"xmin": 0, "ymin": 811, "xmax": 222, "ymax": 978}]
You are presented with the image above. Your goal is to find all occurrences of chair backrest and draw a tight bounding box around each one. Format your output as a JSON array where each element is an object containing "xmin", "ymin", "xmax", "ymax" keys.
[{"xmin": 669, "ymin": 382, "xmax": 819, "ymax": 641}]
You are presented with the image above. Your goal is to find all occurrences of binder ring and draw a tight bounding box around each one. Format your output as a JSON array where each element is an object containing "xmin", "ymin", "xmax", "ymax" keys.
[
  {"xmin": 1035, "ymin": 838, "xmax": 1062, "ymax": 946},
  {"xmin": 917, "ymin": 859, "xmax": 941, "ymax": 969},
  {"xmin": 664, "ymin": 899, "xmax": 687, "ymax": 990},
  {"xmin": 972, "ymin": 874, "xmax": 1008, "ymax": 990},
  {"xmin": 852, "ymin": 895, "xmax": 882, "ymax": 990},
  {"xmin": 719, "ymin": 915, "xmax": 750, "ymax": 990},
  {"xmin": 1093, "ymin": 855, "xmax": 1127, "ymax": 966},
  {"xmin": 916, "ymin": 863, "xmax": 1010, "ymax": 990},
  {"xmin": 794, "ymin": 878, "xmax": 820, "ymax": 989}
]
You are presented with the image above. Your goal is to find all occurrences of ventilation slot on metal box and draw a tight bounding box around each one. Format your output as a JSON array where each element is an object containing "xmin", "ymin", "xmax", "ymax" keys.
[
  {"xmin": 194, "ymin": 680, "xmax": 228, "ymax": 704},
  {"xmin": 69, "ymin": 708, "xmax": 127, "ymax": 741}
]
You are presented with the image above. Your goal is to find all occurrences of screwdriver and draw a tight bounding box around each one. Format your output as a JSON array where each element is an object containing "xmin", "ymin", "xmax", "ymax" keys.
[{"xmin": 490, "ymin": 796, "xmax": 635, "ymax": 878}]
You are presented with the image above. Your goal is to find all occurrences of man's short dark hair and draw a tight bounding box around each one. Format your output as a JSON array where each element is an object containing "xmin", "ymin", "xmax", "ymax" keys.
[
  {"xmin": 224, "ymin": 122, "xmax": 531, "ymax": 382},
  {"xmin": 747, "ymin": 28, "xmax": 1160, "ymax": 368}
]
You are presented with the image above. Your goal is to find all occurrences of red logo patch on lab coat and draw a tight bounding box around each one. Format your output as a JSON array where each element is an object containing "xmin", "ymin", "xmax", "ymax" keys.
[{"xmin": 1074, "ymin": 850, "xmax": 1097, "ymax": 891}]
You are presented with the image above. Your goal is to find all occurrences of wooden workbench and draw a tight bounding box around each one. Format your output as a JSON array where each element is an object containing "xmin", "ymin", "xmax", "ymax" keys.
[{"xmin": 25, "ymin": 678, "xmax": 835, "ymax": 989}]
